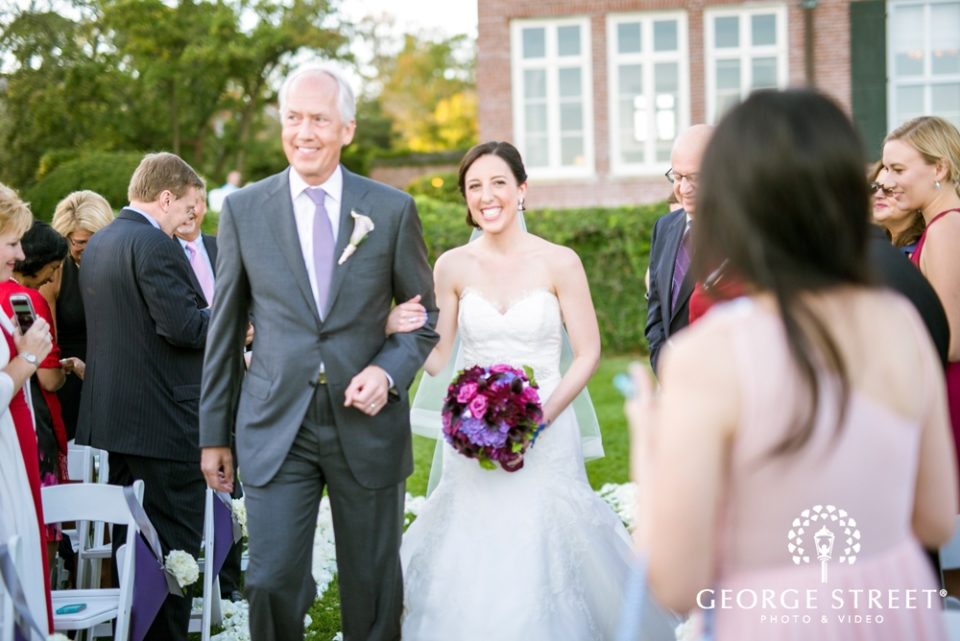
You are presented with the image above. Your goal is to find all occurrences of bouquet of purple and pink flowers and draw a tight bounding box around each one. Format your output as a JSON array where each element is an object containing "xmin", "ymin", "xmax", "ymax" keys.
[{"xmin": 441, "ymin": 364, "xmax": 545, "ymax": 472}]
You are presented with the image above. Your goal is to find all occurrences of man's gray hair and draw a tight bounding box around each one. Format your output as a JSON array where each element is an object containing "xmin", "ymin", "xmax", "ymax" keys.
[{"xmin": 278, "ymin": 64, "xmax": 357, "ymax": 124}]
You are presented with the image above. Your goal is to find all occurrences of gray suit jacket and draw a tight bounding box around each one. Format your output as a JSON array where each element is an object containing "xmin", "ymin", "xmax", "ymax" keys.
[{"xmin": 199, "ymin": 167, "xmax": 438, "ymax": 488}]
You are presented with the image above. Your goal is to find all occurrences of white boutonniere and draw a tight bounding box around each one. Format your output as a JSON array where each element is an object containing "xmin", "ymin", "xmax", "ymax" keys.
[{"xmin": 338, "ymin": 211, "xmax": 375, "ymax": 265}]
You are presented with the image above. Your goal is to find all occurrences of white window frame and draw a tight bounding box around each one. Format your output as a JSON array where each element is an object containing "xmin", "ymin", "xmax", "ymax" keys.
[
  {"xmin": 704, "ymin": 4, "xmax": 789, "ymax": 123},
  {"xmin": 886, "ymin": 0, "xmax": 960, "ymax": 129},
  {"xmin": 511, "ymin": 17, "xmax": 595, "ymax": 179},
  {"xmin": 606, "ymin": 11, "xmax": 690, "ymax": 176}
]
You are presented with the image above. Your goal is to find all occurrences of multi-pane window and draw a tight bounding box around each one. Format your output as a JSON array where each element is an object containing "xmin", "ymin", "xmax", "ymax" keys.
[
  {"xmin": 607, "ymin": 13, "xmax": 689, "ymax": 173},
  {"xmin": 704, "ymin": 5, "xmax": 788, "ymax": 122},
  {"xmin": 512, "ymin": 19, "xmax": 593, "ymax": 176},
  {"xmin": 888, "ymin": 1, "xmax": 960, "ymax": 129}
]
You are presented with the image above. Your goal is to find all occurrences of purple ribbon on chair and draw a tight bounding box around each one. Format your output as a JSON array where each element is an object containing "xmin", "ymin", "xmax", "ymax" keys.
[
  {"xmin": 212, "ymin": 491, "xmax": 240, "ymax": 576},
  {"xmin": 122, "ymin": 486, "xmax": 183, "ymax": 641},
  {"xmin": 0, "ymin": 541, "xmax": 48, "ymax": 641}
]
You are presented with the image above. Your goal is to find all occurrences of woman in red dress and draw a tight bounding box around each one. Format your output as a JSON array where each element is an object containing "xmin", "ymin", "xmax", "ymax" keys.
[
  {"xmin": 881, "ymin": 116, "xmax": 960, "ymax": 492},
  {"xmin": 0, "ymin": 183, "xmax": 55, "ymax": 631}
]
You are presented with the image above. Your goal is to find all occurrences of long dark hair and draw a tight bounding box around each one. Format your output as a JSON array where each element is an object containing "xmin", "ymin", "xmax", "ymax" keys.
[
  {"xmin": 457, "ymin": 141, "xmax": 528, "ymax": 228},
  {"xmin": 17, "ymin": 220, "xmax": 68, "ymax": 277},
  {"xmin": 692, "ymin": 89, "xmax": 871, "ymax": 455}
]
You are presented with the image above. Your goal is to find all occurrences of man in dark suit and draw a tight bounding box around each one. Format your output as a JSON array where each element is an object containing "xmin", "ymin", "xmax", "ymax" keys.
[
  {"xmin": 77, "ymin": 152, "xmax": 209, "ymax": 641},
  {"xmin": 200, "ymin": 65, "xmax": 438, "ymax": 641},
  {"xmin": 645, "ymin": 124, "xmax": 713, "ymax": 374}
]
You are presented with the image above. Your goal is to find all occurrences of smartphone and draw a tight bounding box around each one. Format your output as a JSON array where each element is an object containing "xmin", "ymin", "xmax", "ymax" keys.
[
  {"xmin": 55, "ymin": 603, "xmax": 87, "ymax": 615},
  {"xmin": 9, "ymin": 293, "xmax": 36, "ymax": 334}
]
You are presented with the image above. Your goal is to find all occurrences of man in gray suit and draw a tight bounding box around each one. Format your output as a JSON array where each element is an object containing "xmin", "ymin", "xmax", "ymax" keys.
[{"xmin": 199, "ymin": 65, "xmax": 438, "ymax": 640}]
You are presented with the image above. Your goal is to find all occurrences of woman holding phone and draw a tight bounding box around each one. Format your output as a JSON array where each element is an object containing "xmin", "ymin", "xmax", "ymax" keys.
[
  {"xmin": 0, "ymin": 183, "xmax": 55, "ymax": 633},
  {"xmin": 1, "ymin": 220, "xmax": 72, "ymax": 567}
]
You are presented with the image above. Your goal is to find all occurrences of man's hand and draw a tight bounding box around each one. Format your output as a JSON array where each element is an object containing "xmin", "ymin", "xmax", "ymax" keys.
[
  {"xmin": 201, "ymin": 446, "xmax": 235, "ymax": 493},
  {"xmin": 344, "ymin": 365, "xmax": 390, "ymax": 416}
]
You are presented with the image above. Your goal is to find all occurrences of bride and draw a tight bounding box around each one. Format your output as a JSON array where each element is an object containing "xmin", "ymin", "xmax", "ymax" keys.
[{"xmin": 389, "ymin": 141, "xmax": 677, "ymax": 640}]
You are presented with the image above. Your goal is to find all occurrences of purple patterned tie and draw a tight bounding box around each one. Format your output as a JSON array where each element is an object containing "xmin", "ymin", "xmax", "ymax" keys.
[
  {"xmin": 671, "ymin": 224, "xmax": 691, "ymax": 311},
  {"xmin": 305, "ymin": 187, "xmax": 335, "ymax": 315}
]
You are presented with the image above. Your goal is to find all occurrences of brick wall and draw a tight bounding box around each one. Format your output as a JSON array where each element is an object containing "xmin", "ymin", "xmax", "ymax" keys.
[
  {"xmin": 368, "ymin": 163, "xmax": 459, "ymax": 190},
  {"xmin": 478, "ymin": 0, "xmax": 858, "ymax": 209}
]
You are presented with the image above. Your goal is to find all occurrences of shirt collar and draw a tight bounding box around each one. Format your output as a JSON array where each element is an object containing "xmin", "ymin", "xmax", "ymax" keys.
[
  {"xmin": 289, "ymin": 165, "xmax": 343, "ymax": 208},
  {"xmin": 127, "ymin": 205, "xmax": 161, "ymax": 230}
]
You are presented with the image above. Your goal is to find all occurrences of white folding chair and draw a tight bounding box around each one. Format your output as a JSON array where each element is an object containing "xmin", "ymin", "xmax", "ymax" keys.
[
  {"xmin": 43, "ymin": 481, "xmax": 142, "ymax": 641},
  {"xmin": 67, "ymin": 445, "xmax": 113, "ymax": 588},
  {"xmin": 188, "ymin": 489, "xmax": 224, "ymax": 641}
]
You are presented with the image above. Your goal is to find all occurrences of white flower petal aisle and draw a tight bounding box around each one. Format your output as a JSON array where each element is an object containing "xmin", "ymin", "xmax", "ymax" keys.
[{"xmin": 197, "ymin": 483, "xmax": 661, "ymax": 640}]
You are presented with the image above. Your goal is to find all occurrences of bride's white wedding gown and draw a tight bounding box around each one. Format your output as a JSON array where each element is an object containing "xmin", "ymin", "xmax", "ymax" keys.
[{"xmin": 401, "ymin": 288, "xmax": 677, "ymax": 640}]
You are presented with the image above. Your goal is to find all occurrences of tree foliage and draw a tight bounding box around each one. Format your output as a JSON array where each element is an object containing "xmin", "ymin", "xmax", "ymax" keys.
[
  {"xmin": 372, "ymin": 32, "xmax": 477, "ymax": 153},
  {"xmin": 0, "ymin": 0, "xmax": 351, "ymax": 191}
]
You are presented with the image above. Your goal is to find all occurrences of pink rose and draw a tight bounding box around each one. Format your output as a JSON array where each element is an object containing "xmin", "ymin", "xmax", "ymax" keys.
[
  {"xmin": 521, "ymin": 386, "xmax": 540, "ymax": 404},
  {"xmin": 490, "ymin": 364, "xmax": 515, "ymax": 374},
  {"xmin": 457, "ymin": 382, "xmax": 478, "ymax": 403},
  {"xmin": 468, "ymin": 394, "xmax": 488, "ymax": 419}
]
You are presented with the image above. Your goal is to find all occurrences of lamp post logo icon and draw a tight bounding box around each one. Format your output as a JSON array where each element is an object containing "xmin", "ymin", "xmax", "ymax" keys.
[{"xmin": 787, "ymin": 505, "xmax": 861, "ymax": 583}]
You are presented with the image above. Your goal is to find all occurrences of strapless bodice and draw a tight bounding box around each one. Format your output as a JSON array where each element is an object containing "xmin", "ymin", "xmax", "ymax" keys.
[{"xmin": 458, "ymin": 288, "xmax": 562, "ymax": 385}]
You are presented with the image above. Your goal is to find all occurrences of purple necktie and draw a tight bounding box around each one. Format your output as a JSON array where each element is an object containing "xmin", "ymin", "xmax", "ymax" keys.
[
  {"xmin": 671, "ymin": 224, "xmax": 691, "ymax": 311},
  {"xmin": 305, "ymin": 187, "xmax": 335, "ymax": 315}
]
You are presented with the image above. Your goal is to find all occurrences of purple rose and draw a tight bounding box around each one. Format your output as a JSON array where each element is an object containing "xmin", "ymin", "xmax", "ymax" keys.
[
  {"xmin": 468, "ymin": 394, "xmax": 488, "ymax": 419},
  {"xmin": 457, "ymin": 382, "xmax": 478, "ymax": 403},
  {"xmin": 490, "ymin": 364, "xmax": 515, "ymax": 374}
]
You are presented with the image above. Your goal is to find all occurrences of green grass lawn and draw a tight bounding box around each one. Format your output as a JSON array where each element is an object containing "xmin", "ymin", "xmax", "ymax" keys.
[{"xmin": 304, "ymin": 353, "xmax": 643, "ymax": 638}]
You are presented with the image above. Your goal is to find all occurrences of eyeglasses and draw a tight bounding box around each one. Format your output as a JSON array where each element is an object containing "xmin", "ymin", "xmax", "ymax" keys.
[
  {"xmin": 869, "ymin": 182, "xmax": 893, "ymax": 196},
  {"xmin": 665, "ymin": 168, "xmax": 698, "ymax": 187},
  {"xmin": 68, "ymin": 236, "xmax": 89, "ymax": 249}
]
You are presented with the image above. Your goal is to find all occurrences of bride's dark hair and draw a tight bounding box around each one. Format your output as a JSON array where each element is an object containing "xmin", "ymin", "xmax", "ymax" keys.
[
  {"xmin": 692, "ymin": 89, "xmax": 871, "ymax": 456},
  {"xmin": 457, "ymin": 141, "xmax": 528, "ymax": 228}
]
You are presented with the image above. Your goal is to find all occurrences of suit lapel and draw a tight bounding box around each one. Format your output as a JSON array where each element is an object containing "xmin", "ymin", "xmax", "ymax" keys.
[
  {"xmin": 323, "ymin": 167, "xmax": 367, "ymax": 319},
  {"xmin": 267, "ymin": 170, "xmax": 322, "ymax": 325},
  {"xmin": 203, "ymin": 234, "xmax": 218, "ymax": 276},
  {"xmin": 663, "ymin": 211, "xmax": 690, "ymax": 322}
]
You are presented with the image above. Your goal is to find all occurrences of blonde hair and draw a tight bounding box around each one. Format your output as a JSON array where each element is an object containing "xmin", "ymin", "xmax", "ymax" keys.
[
  {"xmin": 0, "ymin": 182, "xmax": 34, "ymax": 238},
  {"xmin": 127, "ymin": 152, "xmax": 204, "ymax": 203},
  {"xmin": 885, "ymin": 116, "xmax": 960, "ymax": 198},
  {"xmin": 51, "ymin": 190, "xmax": 114, "ymax": 238}
]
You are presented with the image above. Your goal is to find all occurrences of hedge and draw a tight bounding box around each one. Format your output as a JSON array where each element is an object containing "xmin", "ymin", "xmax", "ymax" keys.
[
  {"xmin": 23, "ymin": 152, "xmax": 146, "ymax": 220},
  {"xmin": 415, "ymin": 195, "xmax": 664, "ymax": 354}
]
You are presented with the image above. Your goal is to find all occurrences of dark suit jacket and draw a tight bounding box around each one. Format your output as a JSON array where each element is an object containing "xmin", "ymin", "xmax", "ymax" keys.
[
  {"xmin": 867, "ymin": 226, "xmax": 950, "ymax": 367},
  {"xmin": 76, "ymin": 209, "xmax": 210, "ymax": 462},
  {"xmin": 200, "ymin": 166, "xmax": 438, "ymax": 488},
  {"xmin": 645, "ymin": 208, "xmax": 694, "ymax": 373}
]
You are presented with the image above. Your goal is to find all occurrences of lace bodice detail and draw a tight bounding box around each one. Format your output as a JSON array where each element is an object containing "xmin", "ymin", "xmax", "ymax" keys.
[{"xmin": 458, "ymin": 288, "xmax": 562, "ymax": 385}]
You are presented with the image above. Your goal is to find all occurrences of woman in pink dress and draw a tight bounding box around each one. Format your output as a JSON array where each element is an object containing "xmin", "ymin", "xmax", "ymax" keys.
[
  {"xmin": 881, "ymin": 117, "xmax": 960, "ymax": 492},
  {"xmin": 626, "ymin": 90, "xmax": 956, "ymax": 640}
]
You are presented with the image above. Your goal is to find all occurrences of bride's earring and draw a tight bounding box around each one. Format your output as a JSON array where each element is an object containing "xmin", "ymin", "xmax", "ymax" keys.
[
  {"xmin": 935, "ymin": 180, "xmax": 942, "ymax": 190},
  {"xmin": 518, "ymin": 197, "xmax": 525, "ymax": 212}
]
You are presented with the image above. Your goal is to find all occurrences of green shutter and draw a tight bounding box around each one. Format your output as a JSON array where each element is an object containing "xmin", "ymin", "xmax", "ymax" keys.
[{"xmin": 850, "ymin": 0, "xmax": 887, "ymax": 161}]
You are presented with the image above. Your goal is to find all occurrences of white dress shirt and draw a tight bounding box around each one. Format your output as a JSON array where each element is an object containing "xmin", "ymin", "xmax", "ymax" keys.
[{"xmin": 289, "ymin": 166, "xmax": 343, "ymax": 318}]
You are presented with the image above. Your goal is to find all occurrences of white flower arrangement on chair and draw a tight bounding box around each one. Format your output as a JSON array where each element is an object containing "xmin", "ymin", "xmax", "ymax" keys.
[{"xmin": 164, "ymin": 549, "xmax": 200, "ymax": 589}]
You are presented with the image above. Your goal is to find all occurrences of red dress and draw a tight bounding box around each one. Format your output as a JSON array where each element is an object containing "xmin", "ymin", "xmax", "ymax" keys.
[
  {"xmin": 0, "ymin": 282, "xmax": 67, "ymax": 547},
  {"xmin": 911, "ymin": 208, "xmax": 960, "ymax": 479},
  {"xmin": 1, "ymin": 323, "xmax": 53, "ymax": 628}
]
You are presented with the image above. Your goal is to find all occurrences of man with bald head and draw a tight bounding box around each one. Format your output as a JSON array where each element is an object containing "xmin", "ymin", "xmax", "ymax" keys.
[
  {"xmin": 199, "ymin": 65, "xmax": 438, "ymax": 640},
  {"xmin": 645, "ymin": 124, "xmax": 713, "ymax": 373}
]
